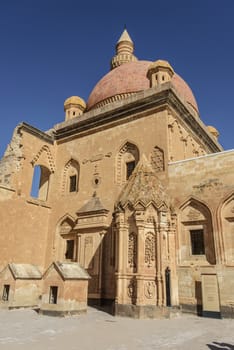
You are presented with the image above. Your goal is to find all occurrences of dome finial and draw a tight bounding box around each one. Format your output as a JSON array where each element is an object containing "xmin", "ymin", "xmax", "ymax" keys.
[{"xmin": 110, "ymin": 29, "xmax": 138, "ymax": 70}]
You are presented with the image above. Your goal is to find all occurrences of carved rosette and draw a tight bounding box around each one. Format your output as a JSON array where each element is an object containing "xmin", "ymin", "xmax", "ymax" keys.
[
  {"xmin": 128, "ymin": 232, "xmax": 137, "ymax": 270},
  {"xmin": 144, "ymin": 281, "xmax": 155, "ymax": 299},
  {"xmin": 145, "ymin": 233, "xmax": 156, "ymax": 267}
]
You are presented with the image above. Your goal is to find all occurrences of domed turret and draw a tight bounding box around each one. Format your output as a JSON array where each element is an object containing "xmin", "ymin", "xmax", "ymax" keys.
[
  {"xmin": 147, "ymin": 60, "xmax": 174, "ymax": 87},
  {"xmin": 207, "ymin": 125, "xmax": 219, "ymax": 140},
  {"xmin": 110, "ymin": 29, "xmax": 138, "ymax": 70},
  {"xmin": 64, "ymin": 96, "xmax": 86, "ymax": 121}
]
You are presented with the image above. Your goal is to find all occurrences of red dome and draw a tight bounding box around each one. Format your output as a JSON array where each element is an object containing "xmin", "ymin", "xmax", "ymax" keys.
[{"xmin": 87, "ymin": 60, "xmax": 198, "ymax": 113}]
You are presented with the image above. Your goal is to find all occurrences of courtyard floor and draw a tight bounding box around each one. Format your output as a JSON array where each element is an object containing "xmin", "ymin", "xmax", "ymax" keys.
[{"xmin": 0, "ymin": 307, "xmax": 233, "ymax": 350}]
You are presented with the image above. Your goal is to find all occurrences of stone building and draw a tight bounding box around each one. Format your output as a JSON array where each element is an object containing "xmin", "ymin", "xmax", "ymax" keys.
[{"xmin": 0, "ymin": 29, "xmax": 233, "ymax": 318}]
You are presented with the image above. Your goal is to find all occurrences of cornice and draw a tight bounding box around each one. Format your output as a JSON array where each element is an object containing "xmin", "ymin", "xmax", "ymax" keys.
[
  {"xmin": 18, "ymin": 122, "xmax": 54, "ymax": 145},
  {"xmin": 53, "ymin": 85, "xmax": 222, "ymax": 153}
]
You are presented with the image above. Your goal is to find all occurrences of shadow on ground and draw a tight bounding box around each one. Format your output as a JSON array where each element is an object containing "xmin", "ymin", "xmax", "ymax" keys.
[{"xmin": 207, "ymin": 342, "xmax": 234, "ymax": 349}]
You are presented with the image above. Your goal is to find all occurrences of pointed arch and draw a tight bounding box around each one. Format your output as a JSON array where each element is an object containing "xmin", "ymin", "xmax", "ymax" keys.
[
  {"xmin": 54, "ymin": 214, "xmax": 76, "ymax": 262},
  {"xmin": 219, "ymin": 191, "xmax": 234, "ymax": 264},
  {"xmin": 178, "ymin": 197, "xmax": 215, "ymax": 264},
  {"xmin": 116, "ymin": 141, "xmax": 140, "ymax": 185},
  {"xmin": 31, "ymin": 145, "xmax": 55, "ymax": 173},
  {"xmin": 56, "ymin": 213, "xmax": 76, "ymax": 236},
  {"xmin": 61, "ymin": 158, "xmax": 80, "ymax": 194}
]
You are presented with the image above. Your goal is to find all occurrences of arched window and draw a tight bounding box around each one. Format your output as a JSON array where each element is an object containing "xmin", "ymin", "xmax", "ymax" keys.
[
  {"xmin": 30, "ymin": 165, "xmax": 50, "ymax": 201},
  {"xmin": 179, "ymin": 199, "xmax": 215, "ymax": 264},
  {"xmin": 62, "ymin": 159, "xmax": 80, "ymax": 194},
  {"xmin": 221, "ymin": 194, "xmax": 234, "ymax": 264},
  {"xmin": 116, "ymin": 142, "xmax": 139, "ymax": 184}
]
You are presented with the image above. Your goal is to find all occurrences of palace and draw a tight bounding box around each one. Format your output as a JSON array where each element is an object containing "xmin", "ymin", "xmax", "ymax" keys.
[{"xmin": 0, "ymin": 29, "xmax": 233, "ymax": 318}]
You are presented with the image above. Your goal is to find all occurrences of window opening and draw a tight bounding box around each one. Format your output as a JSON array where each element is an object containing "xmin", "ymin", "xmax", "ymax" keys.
[
  {"xmin": 49, "ymin": 286, "xmax": 58, "ymax": 304},
  {"xmin": 69, "ymin": 175, "xmax": 77, "ymax": 192},
  {"xmin": 31, "ymin": 165, "xmax": 50, "ymax": 200},
  {"xmin": 2, "ymin": 284, "xmax": 10, "ymax": 301},
  {"xmin": 126, "ymin": 161, "xmax": 135, "ymax": 180},
  {"xmin": 190, "ymin": 229, "xmax": 205, "ymax": 255},
  {"xmin": 65, "ymin": 239, "xmax": 74, "ymax": 260}
]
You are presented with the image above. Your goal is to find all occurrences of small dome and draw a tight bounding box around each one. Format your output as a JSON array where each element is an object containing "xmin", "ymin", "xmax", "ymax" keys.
[
  {"xmin": 87, "ymin": 61, "xmax": 198, "ymax": 113},
  {"xmin": 207, "ymin": 125, "xmax": 219, "ymax": 139},
  {"xmin": 64, "ymin": 96, "xmax": 86, "ymax": 110},
  {"xmin": 147, "ymin": 60, "xmax": 174, "ymax": 77}
]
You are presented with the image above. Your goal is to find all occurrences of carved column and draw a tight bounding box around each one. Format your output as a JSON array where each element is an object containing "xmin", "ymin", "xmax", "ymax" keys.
[
  {"xmin": 135, "ymin": 209, "xmax": 145, "ymax": 305},
  {"xmin": 115, "ymin": 211, "xmax": 128, "ymax": 305},
  {"xmin": 76, "ymin": 233, "xmax": 82, "ymax": 263}
]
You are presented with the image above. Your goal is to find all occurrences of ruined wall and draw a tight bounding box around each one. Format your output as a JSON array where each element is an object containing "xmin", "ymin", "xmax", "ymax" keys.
[{"xmin": 0, "ymin": 125, "xmax": 54, "ymax": 270}]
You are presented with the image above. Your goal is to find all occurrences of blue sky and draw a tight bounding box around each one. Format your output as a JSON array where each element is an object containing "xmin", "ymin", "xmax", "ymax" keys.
[{"xmin": 0, "ymin": 0, "xmax": 234, "ymax": 158}]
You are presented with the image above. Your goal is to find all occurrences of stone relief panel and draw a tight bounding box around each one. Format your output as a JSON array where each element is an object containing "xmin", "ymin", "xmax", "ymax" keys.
[
  {"xmin": 128, "ymin": 232, "xmax": 137, "ymax": 272},
  {"xmin": 151, "ymin": 146, "xmax": 164, "ymax": 172},
  {"xmin": 145, "ymin": 232, "xmax": 156, "ymax": 267},
  {"xmin": 144, "ymin": 281, "xmax": 155, "ymax": 299}
]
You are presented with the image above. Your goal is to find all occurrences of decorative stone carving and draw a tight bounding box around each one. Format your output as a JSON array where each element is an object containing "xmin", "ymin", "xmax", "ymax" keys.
[
  {"xmin": 31, "ymin": 145, "xmax": 55, "ymax": 173},
  {"xmin": 144, "ymin": 281, "xmax": 155, "ymax": 299},
  {"xmin": 151, "ymin": 146, "xmax": 164, "ymax": 172},
  {"xmin": 60, "ymin": 221, "xmax": 72, "ymax": 235},
  {"xmin": 82, "ymin": 152, "xmax": 112, "ymax": 164},
  {"xmin": 128, "ymin": 232, "xmax": 137, "ymax": 270},
  {"xmin": 187, "ymin": 208, "xmax": 204, "ymax": 221},
  {"xmin": 116, "ymin": 142, "xmax": 139, "ymax": 185},
  {"xmin": 61, "ymin": 159, "xmax": 79, "ymax": 194},
  {"xmin": 127, "ymin": 278, "xmax": 137, "ymax": 300},
  {"xmin": 193, "ymin": 179, "xmax": 223, "ymax": 194},
  {"xmin": 145, "ymin": 233, "xmax": 156, "ymax": 267}
]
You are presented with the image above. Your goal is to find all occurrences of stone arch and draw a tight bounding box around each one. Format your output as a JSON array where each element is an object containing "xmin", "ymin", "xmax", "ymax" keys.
[
  {"xmin": 219, "ymin": 192, "xmax": 234, "ymax": 264},
  {"xmin": 61, "ymin": 159, "xmax": 80, "ymax": 194},
  {"xmin": 31, "ymin": 145, "xmax": 55, "ymax": 173},
  {"xmin": 178, "ymin": 198, "xmax": 215, "ymax": 264},
  {"xmin": 116, "ymin": 141, "xmax": 139, "ymax": 185},
  {"xmin": 55, "ymin": 214, "xmax": 76, "ymax": 261}
]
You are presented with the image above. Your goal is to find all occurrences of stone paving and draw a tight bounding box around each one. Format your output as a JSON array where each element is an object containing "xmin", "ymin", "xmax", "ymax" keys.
[{"xmin": 0, "ymin": 307, "xmax": 233, "ymax": 350}]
